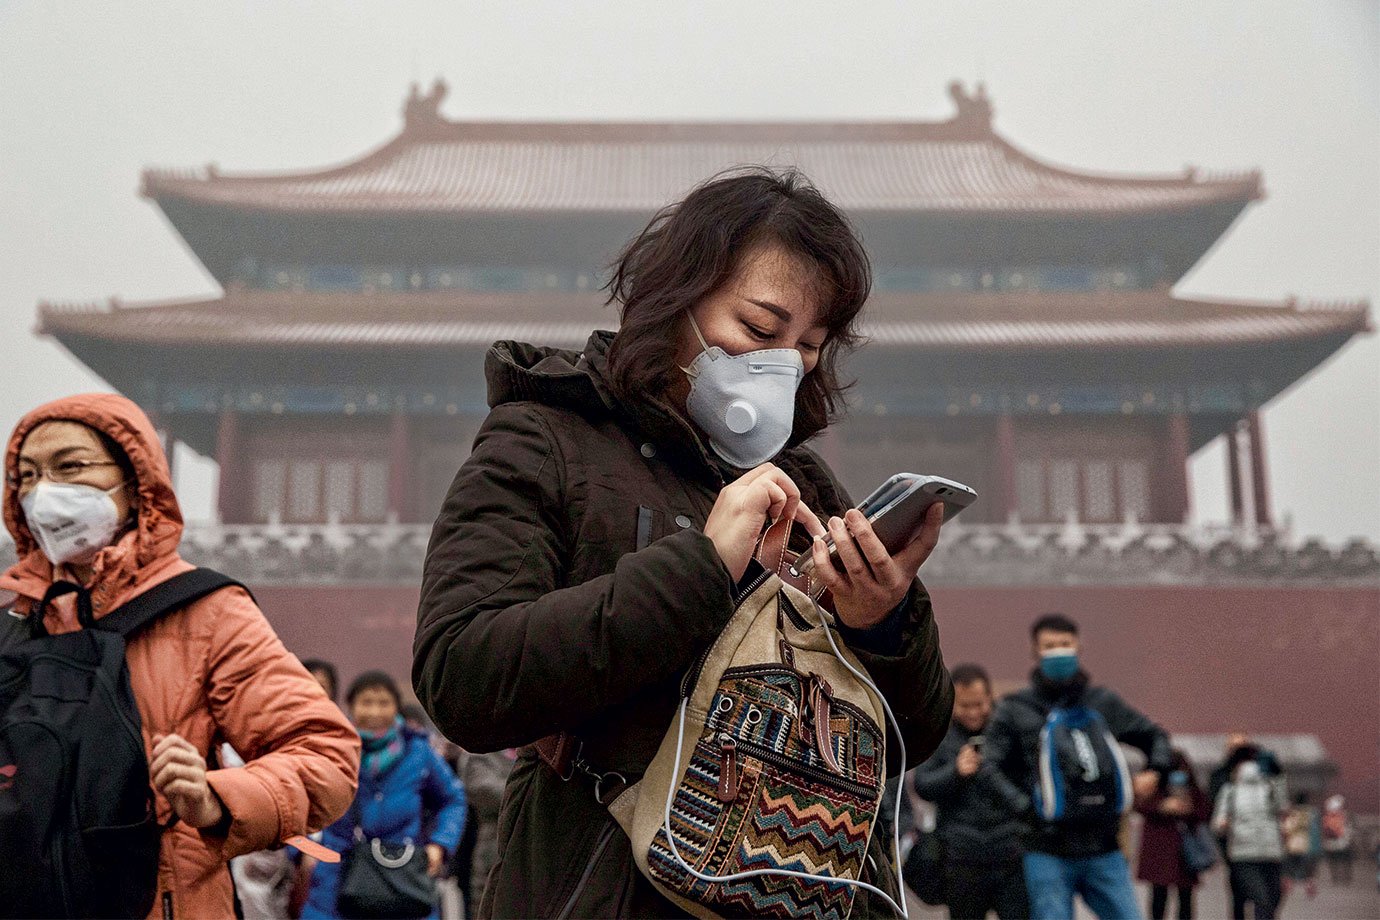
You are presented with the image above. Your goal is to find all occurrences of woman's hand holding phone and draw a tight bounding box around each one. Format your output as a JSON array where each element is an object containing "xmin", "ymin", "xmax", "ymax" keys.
[{"xmin": 806, "ymin": 503, "xmax": 944, "ymax": 630}]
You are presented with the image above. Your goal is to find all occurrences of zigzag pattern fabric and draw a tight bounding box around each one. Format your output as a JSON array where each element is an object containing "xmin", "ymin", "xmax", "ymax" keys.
[{"xmin": 648, "ymin": 668, "xmax": 884, "ymax": 920}]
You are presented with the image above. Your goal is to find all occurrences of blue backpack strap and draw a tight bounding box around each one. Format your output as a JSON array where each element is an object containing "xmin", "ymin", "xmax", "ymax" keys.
[{"xmin": 1036, "ymin": 706, "xmax": 1068, "ymax": 821}]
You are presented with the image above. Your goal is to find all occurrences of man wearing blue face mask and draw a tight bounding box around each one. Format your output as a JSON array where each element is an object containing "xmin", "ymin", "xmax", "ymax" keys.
[{"xmin": 980, "ymin": 614, "xmax": 1172, "ymax": 920}]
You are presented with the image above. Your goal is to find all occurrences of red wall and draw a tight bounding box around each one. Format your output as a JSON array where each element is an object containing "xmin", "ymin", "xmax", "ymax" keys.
[
  {"xmin": 927, "ymin": 585, "xmax": 1380, "ymax": 811},
  {"xmin": 254, "ymin": 583, "xmax": 1380, "ymax": 811}
]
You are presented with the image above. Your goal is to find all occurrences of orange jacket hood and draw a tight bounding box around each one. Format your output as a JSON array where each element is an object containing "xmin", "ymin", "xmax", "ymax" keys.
[{"xmin": 1, "ymin": 393, "xmax": 184, "ymax": 608}]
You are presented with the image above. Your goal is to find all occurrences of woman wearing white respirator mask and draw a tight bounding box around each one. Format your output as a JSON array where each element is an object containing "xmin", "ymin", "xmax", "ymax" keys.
[
  {"xmin": 414, "ymin": 168, "xmax": 954, "ymax": 918},
  {"xmin": 0, "ymin": 394, "xmax": 360, "ymax": 920}
]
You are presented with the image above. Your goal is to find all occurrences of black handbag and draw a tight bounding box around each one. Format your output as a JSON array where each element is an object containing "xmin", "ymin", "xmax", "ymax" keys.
[
  {"xmin": 901, "ymin": 829, "xmax": 946, "ymax": 906},
  {"xmin": 337, "ymin": 799, "xmax": 437, "ymax": 919},
  {"xmin": 1180, "ymin": 821, "xmax": 1220, "ymax": 874}
]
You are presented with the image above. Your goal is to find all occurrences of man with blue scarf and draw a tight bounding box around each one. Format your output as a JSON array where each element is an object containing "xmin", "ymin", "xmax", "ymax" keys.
[{"xmin": 981, "ymin": 614, "xmax": 1172, "ymax": 920}]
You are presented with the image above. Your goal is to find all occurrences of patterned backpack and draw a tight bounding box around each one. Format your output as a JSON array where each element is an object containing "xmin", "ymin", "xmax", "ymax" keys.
[{"xmin": 608, "ymin": 518, "xmax": 909, "ymax": 920}]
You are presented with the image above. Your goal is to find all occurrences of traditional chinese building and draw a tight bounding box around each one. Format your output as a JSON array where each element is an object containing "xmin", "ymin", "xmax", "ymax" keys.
[{"xmin": 34, "ymin": 81, "xmax": 1377, "ymax": 807}]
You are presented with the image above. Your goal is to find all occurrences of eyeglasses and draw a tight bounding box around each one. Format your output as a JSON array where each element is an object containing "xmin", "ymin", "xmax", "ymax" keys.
[{"xmin": 8, "ymin": 459, "xmax": 122, "ymax": 489}]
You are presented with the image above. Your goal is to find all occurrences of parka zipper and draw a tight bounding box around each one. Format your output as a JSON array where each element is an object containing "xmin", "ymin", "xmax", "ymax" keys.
[{"xmin": 555, "ymin": 820, "xmax": 617, "ymax": 920}]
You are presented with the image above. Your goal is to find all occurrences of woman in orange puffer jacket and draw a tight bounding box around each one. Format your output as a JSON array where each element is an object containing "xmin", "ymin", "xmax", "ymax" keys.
[{"xmin": 0, "ymin": 393, "xmax": 360, "ymax": 919}]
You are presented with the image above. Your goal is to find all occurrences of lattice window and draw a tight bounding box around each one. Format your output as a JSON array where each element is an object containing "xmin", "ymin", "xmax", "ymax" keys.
[
  {"xmin": 1083, "ymin": 460, "xmax": 1115, "ymax": 522},
  {"xmin": 1016, "ymin": 460, "xmax": 1045, "ymax": 522},
  {"xmin": 1049, "ymin": 460, "xmax": 1079, "ymax": 522},
  {"xmin": 252, "ymin": 460, "xmax": 286, "ymax": 523},
  {"xmin": 358, "ymin": 461, "xmax": 390, "ymax": 521},
  {"xmin": 288, "ymin": 462, "xmax": 321, "ymax": 521},
  {"xmin": 324, "ymin": 461, "xmax": 355, "ymax": 522},
  {"xmin": 1118, "ymin": 460, "xmax": 1151, "ymax": 523}
]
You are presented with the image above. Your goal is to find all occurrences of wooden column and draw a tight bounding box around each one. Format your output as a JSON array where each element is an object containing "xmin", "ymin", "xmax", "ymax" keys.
[
  {"xmin": 1227, "ymin": 422, "xmax": 1245, "ymax": 525},
  {"xmin": 215, "ymin": 408, "xmax": 240, "ymax": 524},
  {"xmin": 387, "ymin": 410, "xmax": 411, "ymax": 522},
  {"xmin": 1246, "ymin": 410, "xmax": 1272, "ymax": 526},
  {"xmin": 995, "ymin": 413, "xmax": 1018, "ymax": 522},
  {"xmin": 1165, "ymin": 413, "xmax": 1192, "ymax": 523}
]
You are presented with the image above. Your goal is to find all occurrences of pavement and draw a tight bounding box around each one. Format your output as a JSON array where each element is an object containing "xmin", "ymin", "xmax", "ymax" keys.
[{"xmin": 906, "ymin": 862, "xmax": 1380, "ymax": 919}]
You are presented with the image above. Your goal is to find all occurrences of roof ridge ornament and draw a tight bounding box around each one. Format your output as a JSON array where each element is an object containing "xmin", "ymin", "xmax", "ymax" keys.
[
  {"xmin": 403, "ymin": 77, "xmax": 449, "ymax": 131},
  {"xmin": 947, "ymin": 80, "xmax": 993, "ymax": 132}
]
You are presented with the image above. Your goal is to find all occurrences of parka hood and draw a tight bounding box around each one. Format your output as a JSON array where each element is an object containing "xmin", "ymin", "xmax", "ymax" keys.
[
  {"xmin": 484, "ymin": 330, "xmax": 825, "ymax": 483},
  {"xmin": 2, "ymin": 393, "xmax": 184, "ymax": 605}
]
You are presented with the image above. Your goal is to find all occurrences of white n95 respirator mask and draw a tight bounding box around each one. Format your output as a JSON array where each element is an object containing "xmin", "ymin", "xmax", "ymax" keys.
[
  {"xmin": 681, "ymin": 315, "xmax": 804, "ymax": 469},
  {"xmin": 20, "ymin": 481, "xmax": 126, "ymax": 567}
]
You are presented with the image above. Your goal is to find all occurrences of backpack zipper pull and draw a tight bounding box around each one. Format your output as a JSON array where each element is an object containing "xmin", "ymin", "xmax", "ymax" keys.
[
  {"xmin": 716, "ymin": 736, "xmax": 739, "ymax": 803},
  {"xmin": 810, "ymin": 675, "xmax": 843, "ymax": 774}
]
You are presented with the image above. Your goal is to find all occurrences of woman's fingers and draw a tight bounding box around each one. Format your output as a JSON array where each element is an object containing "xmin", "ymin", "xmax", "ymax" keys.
[
  {"xmin": 794, "ymin": 503, "xmax": 827, "ymax": 539},
  {"xmin": 149, "ymin": 739, "xmax": 201, "ymax": 781},
  {"xmin": 829, "ymin": 515, "xmax": 870, "ymax": 581},
  {"xmin": 731, "ymin": 462, "xmax": 778, "ymax": 492},
  {"xmin": 764, "ymin": 481, "xmax": 790, "ymax": 522},
  {"xmin": 844, "ymin": 509, "xmax": 900, "ymax": 585},
  {"xmin": 894, "ymin": 502, "xmax": 945, "ymax": 573},
  {"xmin": 809, "ymin": 534, "xmax": 845, "ymax": 591},
  {"xmin": 153, "ymin": 761, "xmax": 204, "ymax": 792}
]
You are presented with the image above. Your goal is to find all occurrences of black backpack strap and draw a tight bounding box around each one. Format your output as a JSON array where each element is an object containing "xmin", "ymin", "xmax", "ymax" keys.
[
  {"xmin": 94, "ymin": 568, "xmax": 252, "ymax": 639},
  {"xmin": 29, "ymin": 581, "xmax": 97, "ymax": 638}
]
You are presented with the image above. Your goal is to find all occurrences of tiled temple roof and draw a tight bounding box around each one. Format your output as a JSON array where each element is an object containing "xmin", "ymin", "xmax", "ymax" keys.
[
  {"xmin": 141, "ymin": 81, "xmax": 1261, "ymax": 216},
  {"xmin": 39, "ymin": 289, "xmax": 1369, "ymax": 352}
]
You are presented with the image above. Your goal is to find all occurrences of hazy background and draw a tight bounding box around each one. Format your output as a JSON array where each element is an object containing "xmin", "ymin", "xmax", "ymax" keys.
[{"xmin": 1, "ymin": 1, "xmax": 1376, "ymax": 540}]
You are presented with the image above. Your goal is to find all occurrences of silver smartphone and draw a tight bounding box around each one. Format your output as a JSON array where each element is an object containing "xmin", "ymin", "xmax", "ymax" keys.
[{"xmin": 792, "ymin": 473, "xmax": 977, "ymax": 577}]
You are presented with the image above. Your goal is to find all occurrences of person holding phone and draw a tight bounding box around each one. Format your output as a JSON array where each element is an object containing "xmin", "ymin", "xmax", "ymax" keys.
[
  {"xmin": 412, "ymin": 168, "xmax": 954, "ymax": 918},
  {"xmin": 1134, "ymin": 750, "xmax": 1211, "ymax": 919},
  {"xmin": 913, "ymin": 664, "xmax": 1029, "ymax": 919}
]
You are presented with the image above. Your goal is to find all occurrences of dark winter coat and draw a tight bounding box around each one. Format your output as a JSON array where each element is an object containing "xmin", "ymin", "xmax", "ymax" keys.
[
  {"xmin": 1135, "ymin": 787, "xmax": 1212, "ymax": 887},
  {"xmin": 980, "ymin": 670, "xmax": 1172, "ymax": 860},
  {"xmin": 412, "ymin": 332, "xmax": 954, "ymax": 918},
  {"xmin": 304, "ymin": 730, "xmax": 467, "ymax": 919},
  {"xmin": 912, "ymin": 721, "xmax": 1025, "ymax": 864}
]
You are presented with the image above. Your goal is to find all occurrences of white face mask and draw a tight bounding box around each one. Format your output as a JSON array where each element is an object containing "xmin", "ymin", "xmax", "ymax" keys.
[
  {"xmin": 681, "ymin": 315, "xmax": 804, "ymax": 469},
  {"xmin": 19, "ymin": 480, "xmax": 126, "ymax": 567}
]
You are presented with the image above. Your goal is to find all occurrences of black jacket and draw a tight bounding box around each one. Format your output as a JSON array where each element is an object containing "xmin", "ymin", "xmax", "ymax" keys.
[
  {"xmin": 980, "ymin": 670, "xmax": 1172, "ymax": 859},
  {"xmin": 912, "ymin": 720, "xmax": 1026, "ymax": 864},
  {"xmin": 412, "ymin": 332, "xmax": 954, "ymax": 917}
]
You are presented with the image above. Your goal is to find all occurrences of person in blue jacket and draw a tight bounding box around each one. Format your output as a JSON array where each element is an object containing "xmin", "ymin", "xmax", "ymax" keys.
[{"xmin": 305, "ymin": 670, "xmax": 467, "ymax": 919}]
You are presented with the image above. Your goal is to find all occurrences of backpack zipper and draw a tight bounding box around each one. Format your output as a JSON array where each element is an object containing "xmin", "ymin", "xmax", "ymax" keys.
[
  {"xmin": 723, "ymin": 733, "xmax": 877, "ymax": 799},
  {"xmin": 555, "ymin": 820, "xmax": 616, "ymax": 919}
]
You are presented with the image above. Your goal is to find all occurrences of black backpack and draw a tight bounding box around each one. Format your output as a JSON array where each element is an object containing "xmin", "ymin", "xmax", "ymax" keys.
[
  {"xmin": 1033, "ymin": 704, "xmax": 1132, "ymax": 826},
  {"xmin": 0, "ymin": 568, "xmax": 246, "ymax": 919}
]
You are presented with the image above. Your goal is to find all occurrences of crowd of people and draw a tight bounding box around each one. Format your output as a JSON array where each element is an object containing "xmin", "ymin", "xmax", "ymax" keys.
[
  {"xmin": 2, "ymin": 168, "xmax": 1374, "ymax": 920},
  {"xmin": 904, "ymin": 617, "xmax": 1366, "ymax": 920}
]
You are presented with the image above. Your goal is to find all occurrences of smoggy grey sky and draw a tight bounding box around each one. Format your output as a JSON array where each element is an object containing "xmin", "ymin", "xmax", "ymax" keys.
[{"xmin": 1, "ymin": 1, "xmax": 1376, "ymax": 539}]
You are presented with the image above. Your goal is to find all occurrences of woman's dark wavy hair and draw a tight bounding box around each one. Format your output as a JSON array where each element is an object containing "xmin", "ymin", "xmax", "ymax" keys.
[{"xmin": 605, "ymin": 167, "xmax": 871, "ymax": 437}]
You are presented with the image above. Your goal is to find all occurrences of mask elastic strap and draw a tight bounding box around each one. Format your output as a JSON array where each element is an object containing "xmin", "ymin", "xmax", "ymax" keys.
[
  {"xmin": 678, "ymin": 316, "xmax": 714, "ymax": 380},
  {"xmin": 686, "ymin": 312, "xmax": 712, "ymax": 354}
]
